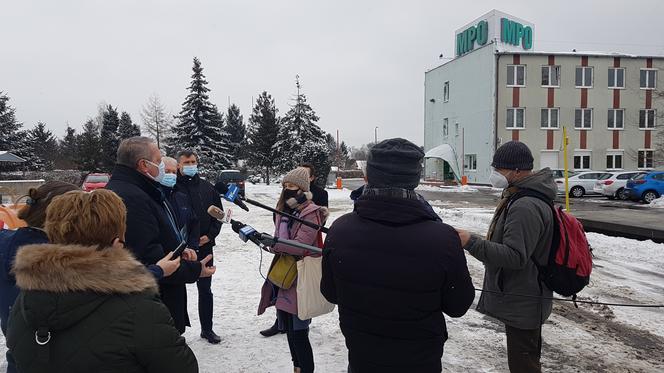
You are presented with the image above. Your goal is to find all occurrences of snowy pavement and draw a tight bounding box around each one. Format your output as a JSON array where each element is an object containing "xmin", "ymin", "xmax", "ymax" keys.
[{"xmin": 2, "ymin": 184, "xmax": 664, "ymax": 372}]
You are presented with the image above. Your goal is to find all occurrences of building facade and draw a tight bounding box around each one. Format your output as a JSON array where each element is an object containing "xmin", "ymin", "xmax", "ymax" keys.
[{"xmin": 424, "ymin": 10, "xmax": 663, "ymax": 184}]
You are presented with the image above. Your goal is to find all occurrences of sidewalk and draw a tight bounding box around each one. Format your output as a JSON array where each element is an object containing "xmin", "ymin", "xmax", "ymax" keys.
[{"xmin": 572, "ymin": 207, "xmax": 664, "ymax": 243}]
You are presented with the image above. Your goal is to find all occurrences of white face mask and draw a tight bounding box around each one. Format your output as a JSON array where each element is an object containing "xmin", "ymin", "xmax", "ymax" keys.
[{"xmin": 489, "ymin": 169, "xmax": 510, "ymax": 189}]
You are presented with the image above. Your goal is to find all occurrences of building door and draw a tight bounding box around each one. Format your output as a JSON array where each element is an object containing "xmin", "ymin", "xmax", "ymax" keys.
[{"xmin": 540, "ymin": 151, "xmax": 559, "ymax": 170}]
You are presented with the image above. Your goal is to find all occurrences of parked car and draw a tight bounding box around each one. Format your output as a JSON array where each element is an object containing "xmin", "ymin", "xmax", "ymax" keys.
[
  {"xmin": 556, "ymin": 171, "xmax": 611, "ymax": 198},
  {"xmin": 217, "ymin": 170, "xmax": 246, "ymax": 197},
  {"xmin": 550, "ymin": 169, "xmax": 578, "ymax": 179},
  {"xmin": 625, "ymin": 172, "xmax": 664, "ymax": 203},
  {"xmin": 82, "ymin": 173, "xmax": 110, "ymax": 192},
  {"xmin": 593, "ymin": 171, "xmax": 648, "ymax": 200}
]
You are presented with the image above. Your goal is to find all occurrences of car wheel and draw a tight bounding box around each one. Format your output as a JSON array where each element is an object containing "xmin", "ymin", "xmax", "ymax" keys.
[
  {"xmin": 643, "ymin": 191, "xmax": 660, "ymax": 204},
  {"xmin": 570, "ymin": 186, "xmax": 585, "ymax": 198},
  {"xmin": 617, "ymin": 188, "xmax": 628, "ymax": 201}
]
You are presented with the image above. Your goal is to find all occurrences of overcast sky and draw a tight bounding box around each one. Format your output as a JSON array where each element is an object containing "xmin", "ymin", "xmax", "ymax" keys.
[{"xmin": 2, "ymin": 0, "xmax": 664, "ymax": 148}]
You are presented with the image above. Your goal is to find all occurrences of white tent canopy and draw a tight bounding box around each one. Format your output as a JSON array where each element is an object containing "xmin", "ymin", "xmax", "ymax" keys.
[
  {"xmin": 0, "ymin": 151, "xmax": 26, "ymax": 163},
  {"xmin": 424, "ymin": 144, "xmax": 461, "ymax": 181}
]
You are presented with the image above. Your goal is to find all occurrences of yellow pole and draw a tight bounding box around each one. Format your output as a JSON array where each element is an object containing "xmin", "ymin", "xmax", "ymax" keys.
[{"xmin": 563, "ymin": 126, "xmax": 570, "ymax": 212}]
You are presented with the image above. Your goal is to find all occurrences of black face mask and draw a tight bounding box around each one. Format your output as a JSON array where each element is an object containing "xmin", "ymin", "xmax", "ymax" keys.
[{"xmin": 283, "ymin": 189, "xmax": 299, "ymax": 200}]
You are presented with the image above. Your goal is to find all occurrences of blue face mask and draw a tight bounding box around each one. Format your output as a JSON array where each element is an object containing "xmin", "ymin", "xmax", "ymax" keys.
[
  {"xmin": 160, "ymin": 173, "xmax": 177, "ymax": 188},
  {"xmin": 182, "ymin": 165, "xmax": 198, "ymax": 177}
]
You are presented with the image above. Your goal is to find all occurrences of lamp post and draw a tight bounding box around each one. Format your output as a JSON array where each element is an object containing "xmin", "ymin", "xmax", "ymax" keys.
[{"xmin": 374, "ymin": 126, "xmax": 378, "ymax": 144}]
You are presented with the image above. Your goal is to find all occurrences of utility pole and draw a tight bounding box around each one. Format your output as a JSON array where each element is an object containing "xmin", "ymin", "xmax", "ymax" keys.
[{"xmin": 374, "ymin": 126, "xmax": 378, "ymax": 144}]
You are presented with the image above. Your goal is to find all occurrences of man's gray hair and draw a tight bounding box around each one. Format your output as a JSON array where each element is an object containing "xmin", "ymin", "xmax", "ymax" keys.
[
  {"xmin": 162, "ymin": 156, "xmax": 177, "ymax": 167},
  {"xmin": 117, "ymin": 136, "xmax": 156, "ymax": 168}
]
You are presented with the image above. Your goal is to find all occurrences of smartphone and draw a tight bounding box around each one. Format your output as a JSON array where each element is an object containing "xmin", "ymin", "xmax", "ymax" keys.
[{"xmin": 171, "ymin": 240, "xmax": 187, "ymax": 259}]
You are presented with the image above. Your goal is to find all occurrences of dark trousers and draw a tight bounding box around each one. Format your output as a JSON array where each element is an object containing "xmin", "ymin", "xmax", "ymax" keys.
[
  {"xmin": 505, "ymin": 324, "xmax": 542, "ymax": 373},
  {"xmin": 278, "ymin": 310, "xmax": 314, "ymax": 373},
  {"xmin": 197, "ymin": 244, "xmax": 214, "ymax": 332}
]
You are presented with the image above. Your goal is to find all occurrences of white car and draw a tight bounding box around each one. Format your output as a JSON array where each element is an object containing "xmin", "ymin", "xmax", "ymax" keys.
[
  {"xmin": 593, "ymin": 171, "xmax": 648, "ymax": 200},
  {"xmin": 556, "ymin": 171, "xmax": 612, "ymax": 198}
]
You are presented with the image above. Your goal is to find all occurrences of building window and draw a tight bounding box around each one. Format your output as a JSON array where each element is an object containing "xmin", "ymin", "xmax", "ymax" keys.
[
  {"xmin": 575, "ymin": 66, "xmax": 593, "ymax": 88},
  {"xmin": 607, "ymin": 109, "xmax": 624, "ymax": 129},
  {"xmin": 608, "ymin": 68, "xmax": 625, "ymax": 89},
  {"xmin": 507, "ymin": 108, "xmax": 525, "ymax": 129},
  {"xmin": 455, "ymin": 123, "xmax": 460, "ymax": 137},
  {"xmin": 606, "ymin": 153, "xmax": 623, "ymax": 170},
  {"xmin": 541, "ymin": 108, "xmax": 559, "ymax": 129},
  {"xmin": 574, "ymin": 108, "xmax": 593, "ymax": 129},
  {"xmin": 640, "ymin": 69, "xmax": 657, "ymax": 89},
  {"xmin": 464, "ymin": 154, "xmax": 477, "ymax": 171},
  {"xmin": 541, "ymin": 65, "xmax": 560, "ymax": 87},
  {"xmin": 507, "ymin": 65, "xmax": 526, "ymax": 87},
  {"xmin": 574, "ymin": 154, "xmax": 591, "ymax": 170},
  {"xmin": 639, "ymin": 109, "xmax": 656, "ymax": 129},
  {"xmin": 443, "ymin": 81, "xmax": 450, "ymax": 102},
  {"xmin": 443, "ymin": 118, "xmax": 449, "ymax": 137},
  {"xmin": 638, "ymin": 150, "xmax": 654, "ymax": 169}
]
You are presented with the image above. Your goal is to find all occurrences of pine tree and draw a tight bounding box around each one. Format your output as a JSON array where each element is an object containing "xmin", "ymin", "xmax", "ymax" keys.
[
  {"xmin": 78, "ymin": 120, "xmax": 102, "ymax": 172},
  {"xmin": 141, "ymin": 94, "xmax": 173, "ymax": 148},
  {"xmin": 0, "ymin": 91, "xmax": 28, "ymax": 170},
  {"xmin": 247, "ymin": 91, "xmax": 280, "ymax": 184},
  {"xmin": 99, "ymin": 105, "xmax": 120, "ymax": 171},
  {"xmin": 173, "ymin": 57, "xmax": 232, "ymax": 177},
  {"xmin": 118, "ymin": 112, "xmax": 141, "ymax": 140},
  {"xmin": 272, "ymin": 76, "xmax": 330, "ymax": 185},
  {"xmin": 57, "ymin": 125, "xmax": 79, "ymax": 169},
  {"xmin": 226, "ymin": 103, "xmax": 246, "ymax": 164},
  {"xmin": 24, "ymin": 122, "xmax": 58, "ymax": 171}
]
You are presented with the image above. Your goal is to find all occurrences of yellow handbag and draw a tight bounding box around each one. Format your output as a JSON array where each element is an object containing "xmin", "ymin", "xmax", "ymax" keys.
[{"xmin": 267, "ymin": 254, "xmax": 298, "ymax": 289}]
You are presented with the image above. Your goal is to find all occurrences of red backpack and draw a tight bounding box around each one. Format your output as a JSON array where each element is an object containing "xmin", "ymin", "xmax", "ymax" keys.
[{"xmin": 508, "ymin": 189, "xmax": 593, "ymax": 297}]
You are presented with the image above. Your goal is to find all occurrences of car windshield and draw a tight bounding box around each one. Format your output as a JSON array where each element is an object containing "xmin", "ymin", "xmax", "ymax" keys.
[
  {"xmin": 86, "ymin": 175, "xmax": 109, "ymax": 183},
  {"xmin": 633, "ymin": 173, "xmax": 647, "ymax": 180}
]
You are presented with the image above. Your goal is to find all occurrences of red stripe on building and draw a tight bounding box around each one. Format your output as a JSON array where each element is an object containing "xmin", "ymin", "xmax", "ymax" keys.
[
  {"xmin": 513, "ymin": 87, "xmax": 520, "ymax": 107},
  {"xmin": 548, "ymin": 55, "xmax": 555, "ymax": 65},
  {"xmin": 613, "ymin": 89, "xmax": 620, "ymax": 109},
  {"xmin": 581, "ymin": 89, "xmax": 588, "ymax": 108},
  {"xmin": 647, "ymin": 58, "xmax": 653, "ymax": 68},
  {"xmin": 646, "ymin": 90, "xmax": 652, "ymax": 109},
  {"xmin": 513, "ymin": 54, "xmax": 520, "ymax": 65},
  {"xmin": 547, "ymin": 88, "xmax": 554, "ymax": 108},
  {"xmin": 614, "ymin": 57, "xmax": 620, "ymax": 68},
  {"xmin": 512, "ymin": 130, "xmax": 519, "ymax": 141},
  {"xmin": 613, "ymin": 131, "xmax": 620, "ymax": 149},
  {"xmin": 547, "ymin": 130, "xmax": 554, "ymax": 150},
  {"xmin": 581, "ymin": 56, "xmax": 588, "ymax": 67},
  {"xmin": 580, "ymin": 130, "xmax": 587, "ymax": 149},
  {"xmin": 646, "ymin": 131, "xmax": 652, "ymax": 148}
]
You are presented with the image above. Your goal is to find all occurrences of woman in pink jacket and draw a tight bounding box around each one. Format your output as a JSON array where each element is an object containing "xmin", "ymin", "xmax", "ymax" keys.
[{"xmin": 258, "ymin": 167, "xmax": 327, "ymax": 373}]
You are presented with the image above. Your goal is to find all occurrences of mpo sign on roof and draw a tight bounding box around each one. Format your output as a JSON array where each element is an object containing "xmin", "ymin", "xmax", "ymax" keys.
[{"xmin": 455, "ymin": 10, "xmax": 535, "ymax": 57}]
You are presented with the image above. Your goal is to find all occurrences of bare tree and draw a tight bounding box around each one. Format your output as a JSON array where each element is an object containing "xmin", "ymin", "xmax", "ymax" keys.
[{"xmin": 141, "ymin": 93, "xmax": 174, "ymax": 148}]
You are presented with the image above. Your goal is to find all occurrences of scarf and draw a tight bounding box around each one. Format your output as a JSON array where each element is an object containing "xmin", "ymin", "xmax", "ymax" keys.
[
  {"xmin": 486, "ymin": 186, "xmax": 520, "ymax": 240},
  {"xmin": 361, "ymin": 187, "xmax": 420, "ymax": 200}
]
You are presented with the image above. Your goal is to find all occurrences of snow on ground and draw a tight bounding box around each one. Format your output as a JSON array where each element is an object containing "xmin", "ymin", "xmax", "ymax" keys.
[
  {"xmin": 648, "ymin": 196, "xmax": 664, "ymax": 208},
  {"xmin": 2, "ymin": 183, "xmax": 664, "ymax": 372}
]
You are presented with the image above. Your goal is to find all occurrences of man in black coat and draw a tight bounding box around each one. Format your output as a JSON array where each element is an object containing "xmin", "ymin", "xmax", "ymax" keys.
[
  {"xmin": 175, "ymin": 149, "xmax": 224, "ymax": 344},
  {"xmin": 106, "ymin": 137, "xmax": 215, "ymax": 334},
  {"xmin": 321, "ymin": 138, "xmax": 475, "ymax": 373}
]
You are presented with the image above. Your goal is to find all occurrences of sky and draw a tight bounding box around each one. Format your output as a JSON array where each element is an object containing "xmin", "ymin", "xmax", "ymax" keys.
[{"xmin": 2, "ymin": 0, "xmax": 664, "ymax": 148}]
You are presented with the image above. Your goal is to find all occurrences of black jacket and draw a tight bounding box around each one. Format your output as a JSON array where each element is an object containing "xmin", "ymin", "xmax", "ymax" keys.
[
  {"xmin": 7, "ymin": 243, "xmax": 197, "ymax": 373},
  {"xmin": 176, "ymin": 173, "xmax": 223, "ymax": 248},
  {"xmin": 162, "ymin": 186, "xmax": 200, "ymax": 250},
  {"xmin": 310, "ymin": 183, "xmax": 329, "ymax": 207},
  {"xmin": 321, "ymin": 194, "xmax": 475, "ymax": 373},
  {"xmin": 106, "ymin": 165, "xmax": 201, "ymax": 333}
]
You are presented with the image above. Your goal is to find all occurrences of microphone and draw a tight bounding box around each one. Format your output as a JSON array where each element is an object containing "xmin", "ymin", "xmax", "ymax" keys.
[
  {"xmin": 207, "ymin": 205, "xmax": 226, "ymax": 222},
  {"xmin": 214, "ymin": 182, "xmax": 249, "ymax": 212}
]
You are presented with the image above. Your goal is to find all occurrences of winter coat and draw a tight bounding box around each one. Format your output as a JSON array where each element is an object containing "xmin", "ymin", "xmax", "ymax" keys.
[
  {"xmin": 0, "ymin": 227, "xmax": 47, "ymax": 335},
  {"xmin": 257, "ymin": 201, "xmax": 327, "ymax": 317},
  {"xmin": 321, "ymin": 193, "xmax": 475, "ymax": 373},
  {"xmin": 162, "ymin": 186, "xmax": 200, "ymax": 250},
  {"xmin": 350, "ymin": 185, "xmax": 441, "ymax": 222},
  {"xmin": 6, "ymin": 243, "xmax": 198, "ymax": 373},
  {"xmin": 464, "ymin": 169, "xmax": 556, "ymax": 330},
  {"xmin": 175, "ymin": 173, "xmax": 223, "ymax": 249},
  {"xmin": 310, "ymin": 183, "xmax": 329, "ymax": 207},
  {"xmin": 106, "ymin": 165, "xmax": 202, "ymax": 333}
]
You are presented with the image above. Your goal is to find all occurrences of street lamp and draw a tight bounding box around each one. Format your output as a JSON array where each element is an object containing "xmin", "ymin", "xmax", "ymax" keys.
[{"xmin": 374, "ymin": 126, "xmax": 378, "ymax": 144}]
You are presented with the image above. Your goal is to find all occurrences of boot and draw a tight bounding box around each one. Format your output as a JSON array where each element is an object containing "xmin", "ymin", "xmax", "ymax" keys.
[
  {"xmin": 260, "ymin": 319, "xmax": 286, "ymax": 337},
  {"xmin": 200, "ymin": 330, "xmax": 221, "ymax": 344}
]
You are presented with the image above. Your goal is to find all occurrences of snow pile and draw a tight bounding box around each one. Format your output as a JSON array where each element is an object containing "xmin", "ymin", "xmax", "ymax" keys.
[{"xmin": 648, "ymin": 196, "xmax": 664, "ymax": 208}]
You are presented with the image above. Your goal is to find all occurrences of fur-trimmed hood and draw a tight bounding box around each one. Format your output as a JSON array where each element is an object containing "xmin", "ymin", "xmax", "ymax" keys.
[{"xmin": 13, "ymin": 243, "xmax": 158, "ymax": 294}]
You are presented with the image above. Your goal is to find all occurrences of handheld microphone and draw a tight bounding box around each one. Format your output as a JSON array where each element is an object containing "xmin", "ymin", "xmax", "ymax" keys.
[
  {"xmin": 214, "ymin": 182, "xmax": 249, "ymax": 211},
  {"xmin": 207, "ymin": 205, "xmax": 229, "ymax": 223}
]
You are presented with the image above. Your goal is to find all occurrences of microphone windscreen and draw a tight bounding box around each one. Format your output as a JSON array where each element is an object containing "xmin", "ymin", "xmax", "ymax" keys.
[{"xmin": 207, "ymin": 205, "xmax": 225, "ymax": 221}]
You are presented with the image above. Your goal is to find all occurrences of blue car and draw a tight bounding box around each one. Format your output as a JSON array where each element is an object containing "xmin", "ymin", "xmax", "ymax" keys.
[{"xmin": 625, "ymin": 172, "xmax": 664, "ymax": 203}]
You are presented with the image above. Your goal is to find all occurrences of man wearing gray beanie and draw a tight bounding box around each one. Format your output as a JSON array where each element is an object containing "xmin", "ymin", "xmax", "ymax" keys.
[
  {"xmin": 321, "ymin": 138, "xmax": 475, "ymax": 373},
  {"xmin": 456, "ymin": 141, "xmax": 557, "ymax": 373}
]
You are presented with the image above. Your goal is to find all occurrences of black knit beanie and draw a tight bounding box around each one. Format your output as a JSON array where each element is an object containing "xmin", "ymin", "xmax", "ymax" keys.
[
  {"xmin": 366, "ymin": 138, "xmax": 424, "ymax": 190},
  {"xmin": 492, "ymin": 141, "xmax": 534, "ymax": 170}
]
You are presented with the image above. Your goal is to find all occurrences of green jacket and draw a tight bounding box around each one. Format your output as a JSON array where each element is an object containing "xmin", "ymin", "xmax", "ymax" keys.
[{"xmin": 6, "ymin": 243, "xmax": 198, "ymax": 373}]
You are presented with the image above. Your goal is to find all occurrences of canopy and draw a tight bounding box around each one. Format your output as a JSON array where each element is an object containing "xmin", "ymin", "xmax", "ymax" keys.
[
  {"xmin": 424, "ymin": 144, "xmax": 461, "ymax": 181},
  {"xmin": 0, "ymin": 151, "xmax": 26, "ymax": 163}
]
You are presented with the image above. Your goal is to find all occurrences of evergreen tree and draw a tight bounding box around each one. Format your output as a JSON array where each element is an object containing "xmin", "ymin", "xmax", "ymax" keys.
[
  {"xmin": 247, "ymin": 91, "xmax": 280, "ymax": 184},
  {"xmin": 99, "ymin": 105, "xmax": 120, "ymax": 171},
  {"xmin": 78, "ymin": 120, "xmax": 102, "ymax": 172},
  {"xmin": 0, "ymin": 91, "xmax": 28, "ymax": 170},
  {"xmin": 272, "ymin": 76, "xmax": 330, "ymax": 185},
  {"xmin": 226, "ymin": 103, "xmax": 246, "ymax": 164},
  {"xmin": 118, "ymin": 112, "xmax": 141, "ymax": 140},
  {"xmin": 141, "ymin": 93, "xmax": 173, "ymax": 148},
  {"xmin": 57, "ymin": 125, "xmax": 79, "ymax": 169},
  {"xmin": 173, "ymin": 57, "xmax": 232, "ymax": 177},
  {"xmin": 325, "ymin": 134, "xmax": 351, "ymax": 169},
  {"xmin": 24, "ymin": 122, "xmax": 58, "ymax": 171}
]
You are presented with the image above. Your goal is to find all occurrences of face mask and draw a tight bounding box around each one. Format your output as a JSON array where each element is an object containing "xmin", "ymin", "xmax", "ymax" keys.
[
  {"xmin": 489, "ymin": 169, "xmax": 510, "ymax": 189},
  {"xmin": 283, "ymin": 189, "xmax": 299, "ymax": 200},
  {"xmin": 145, "ymin": 159, "xmax": 166, "ymax": 183},
  {"xmin": 182, "ymin": 165, "xmax": 198, "ymax": 177},
  {"xmin": 160, "ymin": 173, "xmax": 177, "ymax": 188}
]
